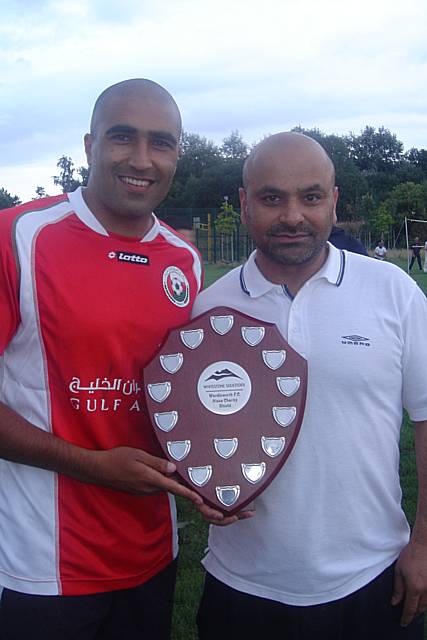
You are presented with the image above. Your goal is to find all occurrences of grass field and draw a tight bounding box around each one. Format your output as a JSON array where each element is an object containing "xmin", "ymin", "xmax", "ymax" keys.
[{"xmin": 171, "ymin": 256, "xmax": 427, "ymax": 640}]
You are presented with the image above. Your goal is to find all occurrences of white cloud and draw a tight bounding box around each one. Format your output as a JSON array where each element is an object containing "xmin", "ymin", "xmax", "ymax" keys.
[{"xmin": 1, "ymin": 0, "xmax": 427, "ymax": 201}]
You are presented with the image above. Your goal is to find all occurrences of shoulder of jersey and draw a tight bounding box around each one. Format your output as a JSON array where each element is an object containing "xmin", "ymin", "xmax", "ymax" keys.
[{"xmin": 0, "ymin": 194, "xmax": 68, "ymax": 218}]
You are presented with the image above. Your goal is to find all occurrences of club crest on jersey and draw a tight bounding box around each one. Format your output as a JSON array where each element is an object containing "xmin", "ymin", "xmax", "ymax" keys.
[{"xmin": 163, "ymin": 266, "xmax": 190, "ymax": 307}]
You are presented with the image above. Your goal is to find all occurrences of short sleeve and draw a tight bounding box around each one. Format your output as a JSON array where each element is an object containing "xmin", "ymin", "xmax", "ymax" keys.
[
  {"xmin": 0, "ymin": 212, "xmax": 21, "ymax": 354},
  {"xmin": 401, "ymin": 284, "xmax": 427, "ymax": 421}
]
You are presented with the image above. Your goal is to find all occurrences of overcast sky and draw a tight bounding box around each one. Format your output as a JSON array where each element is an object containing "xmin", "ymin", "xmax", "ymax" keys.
[{"xmin": 1, "ymin": 0, "xmax": 427, "ymax": 202}]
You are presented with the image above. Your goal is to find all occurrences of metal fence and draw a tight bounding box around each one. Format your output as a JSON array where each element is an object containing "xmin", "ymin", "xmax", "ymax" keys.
[{"xmin": 157, "ymin": 207, "xmax": 254, "ymax": 263}]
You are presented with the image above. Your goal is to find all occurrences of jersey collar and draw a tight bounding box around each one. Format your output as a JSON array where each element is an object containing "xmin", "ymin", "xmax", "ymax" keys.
[
  {"xmin": 239, "ymin": 242, "xmax": 346, "ymax": 297},
  {"xmin": 68, "ymin": 187, "xmax": 158, "ymax": 241}
]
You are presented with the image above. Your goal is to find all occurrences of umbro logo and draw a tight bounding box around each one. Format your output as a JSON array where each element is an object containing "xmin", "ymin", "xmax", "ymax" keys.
[
  {"xmin": 341, "ymin": 334, "xmax": 371, "ymax": 347},
  {"xmin": 108, "ymin": 251, "xmax": 150, "ymax": 265}
]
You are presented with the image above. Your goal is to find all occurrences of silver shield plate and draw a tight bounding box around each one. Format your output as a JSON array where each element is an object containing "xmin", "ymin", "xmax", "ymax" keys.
[
  {"xmin": 272, "ymin": 406, "xmax": 297, "ymax": 427},
  {"xmin": 276, "ymin": 376, "xmax": 300, "ymax": 397},
  {"xmin": 210, "ymin": 315, "xmax": 234, "ymax": 335},
  {"xmin": 262, "ymin": 350, "xmax": 286, "ymax": 370},
  {"xmin": 216, "ymin": 485, "xmax": 241, "ymax": 507},
  {"xmin": 180, "ymin": 329, "xmax": 204, "ymax": 349},
  {"xmin": 167, "ymin": 440, "xmax": 191, "ymax": 461},
  {"xmin": 188, "ymin": 465, "xmax": 212, "ymax": 487},
  {"xmin": 154, "ymin": 410, "xmax": 178, "ymax": 432},
  {"xmin": 160, "ymin": 353, "xmax": 184, "ymax": 374},
  {"xmin": 147, "ymin": 382, "xmax": 172, "ymax": 403}
]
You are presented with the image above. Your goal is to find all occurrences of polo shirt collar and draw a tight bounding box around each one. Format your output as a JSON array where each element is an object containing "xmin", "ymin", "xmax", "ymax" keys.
[
  {"xmin": 313, "ymin": 242, "xmax": 346, "ymax": 287},
  {"xmin": 240, "ymin": 242, "xmax": 346, "ymax": 297}
]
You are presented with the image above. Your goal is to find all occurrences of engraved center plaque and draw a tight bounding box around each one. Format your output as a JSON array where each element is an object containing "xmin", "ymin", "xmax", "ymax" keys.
[{"xmin": 143, "ymin": 306, "xmax": 307, "ymax": 515}]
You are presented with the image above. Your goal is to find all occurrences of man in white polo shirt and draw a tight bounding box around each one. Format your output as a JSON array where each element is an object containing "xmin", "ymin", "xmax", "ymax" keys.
[{"xmin": 194, "ymin": 132, "xmax": 427, "ymax": 639}]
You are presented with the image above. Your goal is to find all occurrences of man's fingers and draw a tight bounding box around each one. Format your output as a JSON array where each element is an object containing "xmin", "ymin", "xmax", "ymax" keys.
[
  {"xmin": 161, "ymin": 475, "xmax": 203, "ymax": 505},
  {"xmin": 391, "ymin": 567, "xmax": 405, "ymax": 605},
  {"xmin": 138, "ymin": 461, "xmax": 203, "ymax": 504},
  {"xmin": 416, "ymin": 595, "xmax": 427, "ymax": 617},
  {"xmin": 401, "ymin": 594, "xmax": 420, "ymax": 627},
  {"xmin": 197, "ymin": 503, "xmax": 256, "ymax": 526},
  {"xmin": 135, "ymin": 449, "xmax": 176, "ymax": 475}
]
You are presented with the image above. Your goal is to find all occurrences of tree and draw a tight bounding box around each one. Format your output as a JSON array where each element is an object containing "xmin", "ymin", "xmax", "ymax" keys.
[
  {"xmin": 346, "ymin": 126, "xmax": 404, "ymax": 173},
  {"xmin": 371, "ymin": 203, "xmax": 394, "ymax": 239},
  {"xmin": 405, "ymin": 148, "xmax": 427, "ymax": 175},
  {"xmin": 33, "ymin": 186, "xmax": 48, "ymax": 199},
  {"xmin": 220, "ymin": 130, "xmax": 248, "ymax": 160},
  {"xmin": 292, "ymin": 127, "xmax": 367, "ymax": 220},
  {"xmin": 384, "ymin": 181, "xmax": 427, "ymax": 226},
  {"xmin": 52, "ymin": 156, "xmax": 88, "ymax": 192},
  {"xmin": 77, "ymin": 166, "xmax": 89, "ymax": 186},
  {"xmin": 0, "ymin": 188, "xmax": 21, "ymax": 210},
  {"xmin": 215, "ymin": 198, "xmax": 241, "ymax": 262},
  {"xmin": 178, "ymin": 132, "xmax": 220, "ymax": 177}
]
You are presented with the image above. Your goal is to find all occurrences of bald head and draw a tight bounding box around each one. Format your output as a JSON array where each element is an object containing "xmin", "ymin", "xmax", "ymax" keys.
[
  {"xmin": 90, "ymin": 78, "xmax": 182, "ymax": 136},
  {"xmin": 243, "ymin": 132, "xmax": 335, "ymax": 190},
  {"xmin": 238, "ymin": 131, "xmax": 338, "ymax": 282}
]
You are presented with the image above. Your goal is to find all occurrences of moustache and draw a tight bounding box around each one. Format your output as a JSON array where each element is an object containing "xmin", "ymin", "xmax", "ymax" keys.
[{"xmin": 267, "ymin": 224, "xmax": 314, "ymax": 237}]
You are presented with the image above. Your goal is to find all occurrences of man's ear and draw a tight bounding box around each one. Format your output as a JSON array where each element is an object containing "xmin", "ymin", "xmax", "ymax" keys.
[
  {"xmin": 84, "ymin": 133, "xmax": 93, "ymax": 167},
  {"xmin": 332, "ymin": 186, "xmax": 339, "ymax": 224},
  {"xmin": 239, "ymin": 187, "xmax": 248, "ymax": 225}
]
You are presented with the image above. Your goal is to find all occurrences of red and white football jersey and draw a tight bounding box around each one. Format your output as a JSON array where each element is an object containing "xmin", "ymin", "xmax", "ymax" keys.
[{"xmin": 0, "ymin": 187, "xmax": 203, "ymax": 595}]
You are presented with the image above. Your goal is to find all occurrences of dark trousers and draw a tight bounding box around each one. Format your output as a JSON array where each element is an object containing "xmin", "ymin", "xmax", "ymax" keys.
[
  {"xmin": 197, "ymin": 564, "xmax": 424, "ymax": 640},
  {"xmin": 0, "ymin": 559, "xmax": 177, "ymax": 640},
  {"xmin": 410, "ymin": 255, "xmax": 422, "ymax": 271}
]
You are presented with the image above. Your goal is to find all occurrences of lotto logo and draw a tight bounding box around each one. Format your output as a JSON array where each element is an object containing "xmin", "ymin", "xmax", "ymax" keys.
[{"xmin": 108, "ymin": 251, "xmax": 150, "ymax": 265}]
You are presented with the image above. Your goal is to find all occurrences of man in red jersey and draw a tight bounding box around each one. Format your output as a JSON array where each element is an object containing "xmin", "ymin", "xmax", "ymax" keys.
[{"xmin": 0, "ymin": 79, "xmax": 216, "ymax": 639}]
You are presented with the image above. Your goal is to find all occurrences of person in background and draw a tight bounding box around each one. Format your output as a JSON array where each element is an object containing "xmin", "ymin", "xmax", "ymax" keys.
[
  {"xmin": 409, "ymin": 237, "xmax": 423, "ymax": 271},
  {"xmin": 0, "ymin": 78, "xmax": 218, "ymax": 640},
  {"xmin": 374, "ymin": 240, "xmax": 387, "ymax": 260},
  {"xmin": 194, "ymin": 132, "xmax": 427, "ymax": 640},
  {"xmin": 328, "ymin": 224, "xmax": 368, "ymax": 255}
]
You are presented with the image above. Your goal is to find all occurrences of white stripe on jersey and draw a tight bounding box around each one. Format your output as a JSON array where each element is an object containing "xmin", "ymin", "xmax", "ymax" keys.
[
  {"xmin": 157, "ymin": 224, "xmax": 203, "ymax": 293},
  {"xmin": 0, "ymin": 199, "xmax": 75, "ymax": 595}
]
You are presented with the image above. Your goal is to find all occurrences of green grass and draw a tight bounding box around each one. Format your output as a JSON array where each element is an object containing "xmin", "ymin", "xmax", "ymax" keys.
[{"xmin": 171, "ymin": 258, "xmax": 426, "ymax": 640}]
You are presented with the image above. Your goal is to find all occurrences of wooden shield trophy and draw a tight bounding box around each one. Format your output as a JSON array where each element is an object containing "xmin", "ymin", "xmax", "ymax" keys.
[{"xmin": 143, "ymin": 306, "xmax": 307, "ymax": 515}]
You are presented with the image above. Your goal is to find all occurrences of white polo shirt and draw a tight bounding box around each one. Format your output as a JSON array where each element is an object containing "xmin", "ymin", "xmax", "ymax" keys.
[{"xmin": 192, "ymin": 244, "xmax": 427, "ymax": 606}]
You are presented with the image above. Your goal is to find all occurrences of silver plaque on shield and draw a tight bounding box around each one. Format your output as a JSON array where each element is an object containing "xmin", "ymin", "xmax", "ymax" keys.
[
  {"xmin": 262, "ymin": 350, "xmax": 286, "ymax": 370},
  {"xmin": 147, "ymin": 382, "xmax": 172, "ymax": 403},
  {"xmin": 276, "ymin": 376, "xmax": 300, "ymax": 397},
  {"xmin": 180, "ymin": 329, "xmax": 204, "ymax": 350},
  {"xmin": 214, "ymin": 437, "xmax": 238, "ymax": 459},
  {"xmin": 241, "ymin": 326, "xmax": 265, "ymax": 347},
  {"xmin": 261, "ymin": 436, "xmax": 286, "ymax": 457},
  {"xmin": 241, "ymin": 462, "xmax": 266, "ymax": 484},
  {"xmin": 188, "ymin": 465, "xmax": 212, "ymax": 487},
  {"xmin": 167, "ymin": 440, "xmax": 191, "ymax": 461},
  {"xmin": 160, "ymin": 353, "xmax": 183, "ymax": 374},
  {"xmin": 154, "ymin": 411, "xmax": 178, "ymax": 432},
  {"xmin": 210, "ymin": 315, "xmax": 234, "ymax": 335},
  {"xmin": 272, "ymin": 406, "xmax": 297, "ymax": 427},
  {"xmin": 216, "ymin": 485, "xmax": 240, "ymax": 507}
]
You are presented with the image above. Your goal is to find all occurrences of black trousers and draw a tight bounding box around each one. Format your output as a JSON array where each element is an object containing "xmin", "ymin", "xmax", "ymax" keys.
[
  {"xmin": 0, "ymin": 559, "xmax": 177, "ymax": 640},
  {"xmin": 410, "ymin": 255, "xmax": 422, "ymax": 271},
  {"xmin": 197, "ymin": 564, "xmax": 424, "ymax": 640}
]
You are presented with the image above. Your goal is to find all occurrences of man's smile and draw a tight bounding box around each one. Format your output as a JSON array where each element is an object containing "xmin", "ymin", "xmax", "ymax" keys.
[{"xmin": 118, "ymin": 175, "xmax": 155, "ymax": 189}]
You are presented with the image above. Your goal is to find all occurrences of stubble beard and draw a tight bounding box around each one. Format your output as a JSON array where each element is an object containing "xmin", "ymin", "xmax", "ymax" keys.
[{"xmin": 265, "ymin": 237, "xmax": 327, "ymax": 266}]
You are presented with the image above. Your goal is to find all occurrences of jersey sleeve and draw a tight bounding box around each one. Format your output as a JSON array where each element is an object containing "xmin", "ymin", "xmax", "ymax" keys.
[
  {"xmin": 0, "ymin": 211, "xmax": 21, "ymax": 354},
  {"xmin": 401, "ymin": 284, "xmax": 427, "ymax": 421}
]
